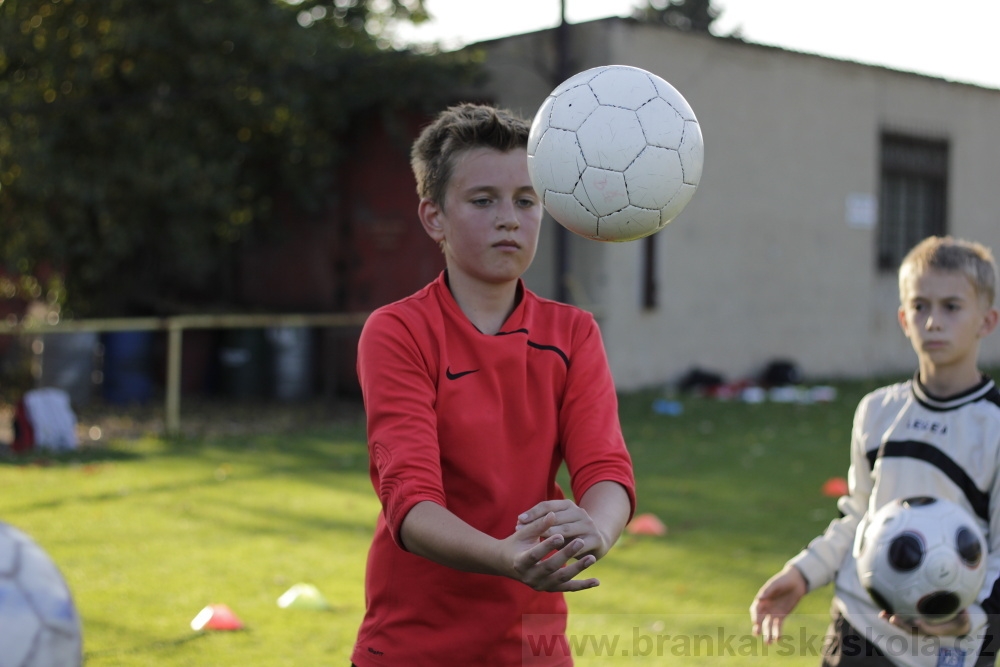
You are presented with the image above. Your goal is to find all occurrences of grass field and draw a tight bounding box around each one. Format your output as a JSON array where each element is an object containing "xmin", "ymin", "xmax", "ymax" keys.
[{"xmin": 0, "ymin": 376, "xmax": 893, "ymax": 665}]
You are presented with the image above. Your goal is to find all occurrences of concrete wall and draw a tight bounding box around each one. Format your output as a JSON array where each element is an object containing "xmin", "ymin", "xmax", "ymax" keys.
[{"xmin": 476, "ymin": 19, "xmax": 1000, "ymax": 390}]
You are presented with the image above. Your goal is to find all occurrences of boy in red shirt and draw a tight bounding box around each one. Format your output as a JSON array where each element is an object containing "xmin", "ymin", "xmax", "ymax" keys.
[{"xmin": 351, "ymin": 103, "xmax": 636, "ymax": 666}]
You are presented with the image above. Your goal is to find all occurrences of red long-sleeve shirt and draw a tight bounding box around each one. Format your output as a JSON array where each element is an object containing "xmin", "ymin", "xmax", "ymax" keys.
[{"xmin": 351, "ymin": 272, "xmax": 636, "ymax": 667}]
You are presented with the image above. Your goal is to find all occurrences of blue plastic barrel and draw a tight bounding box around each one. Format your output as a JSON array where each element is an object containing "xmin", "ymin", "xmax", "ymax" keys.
[
  {"xmin": 101, "ymin": 331, "xmax": 154, "ymax": 404},
  {"xmin": 267, "ymin": 327, "xmax": 314, "ymax": 401},
  {"xmin": 218, "ymin": 329, "xmax": 269, "ymax": 398}
]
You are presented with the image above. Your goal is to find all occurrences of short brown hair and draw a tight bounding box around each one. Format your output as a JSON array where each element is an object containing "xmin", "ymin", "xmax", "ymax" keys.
[
  {"xmin": 899, "ymin": 235, "xmax": 998, "ymax": 306},
  {"xmin": 410, "ymin": 103, "xmax": 531, "ymax": 207}
]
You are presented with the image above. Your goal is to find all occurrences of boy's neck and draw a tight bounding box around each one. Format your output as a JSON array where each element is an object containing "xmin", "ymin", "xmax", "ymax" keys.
[
  {"xmin": 445, "ymin": 271, "xmax": 520, "ymax": 336},
  {"xmin": 917, "ymin": 363, "xmax": 983, "ymax": 398}
]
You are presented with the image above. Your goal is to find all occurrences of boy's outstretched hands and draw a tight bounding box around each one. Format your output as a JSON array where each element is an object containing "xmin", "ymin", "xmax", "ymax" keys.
[
  {"xmin": 750, "ymin": 566, "xmax": 808, "ymax": 644},
  {"xmin": 504, "ymin": 510, "xmax": 599, "ymax": 592}
]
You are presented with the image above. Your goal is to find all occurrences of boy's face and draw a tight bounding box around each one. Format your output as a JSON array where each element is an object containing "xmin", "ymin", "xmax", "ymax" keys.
[
  {"xmin": 898, "ymin": 268, "xmax": 999, "ymax": 373},
  {"xmin": 419, "ymin": 147, "xmax": 541, "ymax": 288}
]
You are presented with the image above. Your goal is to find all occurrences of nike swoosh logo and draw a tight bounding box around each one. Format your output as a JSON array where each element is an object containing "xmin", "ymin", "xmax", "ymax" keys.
[{"xmin": 446, "ymin": 366, "xmax": 480, "ymax": 380}]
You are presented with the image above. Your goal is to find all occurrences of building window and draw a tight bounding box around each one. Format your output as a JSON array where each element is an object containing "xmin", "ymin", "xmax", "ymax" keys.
[{"xmin": 877, "ymin": 133, "xmax": 949, "ymax": 271}]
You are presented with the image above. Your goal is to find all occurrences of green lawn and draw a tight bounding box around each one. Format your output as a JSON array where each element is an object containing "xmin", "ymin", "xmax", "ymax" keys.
[{"xmin": 1, "ymin": 376, "xmax": 890, "ymax": 666}]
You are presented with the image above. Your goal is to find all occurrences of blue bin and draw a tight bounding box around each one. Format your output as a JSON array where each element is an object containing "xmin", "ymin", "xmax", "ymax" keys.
[
  {"xmin": 218, "ymin": 329, "xmax": 270, "ymax": 398},
  {"xmin": 102, "ymin": 331, "xmax": 154, "ymax": 404},
  {"xmin": 267, "ymin": 326, "xmax": 314, "ymax": 401}
]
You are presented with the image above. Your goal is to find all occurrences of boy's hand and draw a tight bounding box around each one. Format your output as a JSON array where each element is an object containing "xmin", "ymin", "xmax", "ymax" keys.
[
  {"xmin": 880, "ymin": 609, "xmax": 971, "ymax": 637},
  {"xmin": 750, "ymin": 566, "xmax": 808, "ymax": 644},
  {"xmin": 516, "ymin": 500, "xmax": 611, "ymax": 559},
  {"xmin": 504, "ymin": 511, "xmax": 599, "ymax": 592}
]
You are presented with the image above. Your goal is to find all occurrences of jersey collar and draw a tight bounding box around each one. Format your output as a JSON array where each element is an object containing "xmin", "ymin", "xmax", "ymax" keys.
[{"xmin": 911, "ymin": 373, "xmax": 996, "ymax": 411}]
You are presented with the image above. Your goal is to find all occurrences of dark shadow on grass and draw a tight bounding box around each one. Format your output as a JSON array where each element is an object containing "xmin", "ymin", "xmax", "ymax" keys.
[
  {"xmin": 3, "ymin": 452, "xmax": 374, "ymax": 538},
  {"xmin": 165, "ymin": 486, "xmax": 378, "ymax": 538},
  {"xmin": 2, "ymin": 464, "xmax": 372, "ymax": 518},
  {"xmin": 0, "ymin": 443, "xmax": 145, "ymax": 467},
  {"xmin": 4, "ymin": 408, "xmax": 425, "ymax": 541},
  {"xmin": 83, "ymin": 630, "xmax": 217, "ymax": 661}
]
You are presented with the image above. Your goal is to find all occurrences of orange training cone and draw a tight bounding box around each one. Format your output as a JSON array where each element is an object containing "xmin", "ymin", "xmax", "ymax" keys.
[
  {"xmin": 626, "ymin": 513, "xmax": 667, "ymax": 536},
  {"xmin": 191, "ymin": 604, "xmax": 245, "ymax": 631},
  {"xmin": 822, "ymin": 477, "xmax": 849, "ymax": 497}
]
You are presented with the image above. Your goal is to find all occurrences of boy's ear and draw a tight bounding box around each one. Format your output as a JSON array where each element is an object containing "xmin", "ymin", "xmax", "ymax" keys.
[
  {"xmin": 979, "ymin": 307, "xmax": 1000, "ymax": 338},
  {"xmin": 897, "ymin": 306, "xmax": 910, "ymax": 337},
  {"xmin": 418, "ymin": 198, "xmax": 445, "ymax": 243}
]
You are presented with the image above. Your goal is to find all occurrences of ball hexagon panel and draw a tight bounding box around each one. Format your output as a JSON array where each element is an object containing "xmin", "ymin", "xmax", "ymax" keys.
[
  {"xmin": 662, "ymin": 183, "xmax": 699, "ymax": 225},
  {"xmin": 28, "ymin": 627, "xmax": 82, "ymax": 667},
  {"xmin": 549, "ymin": 67, "xmax": 602, "ymax": 97},
  {"xmin": 679, "ymin": 120, "xmax": 705, "ymax": 185},
  {"xmin": 542, "ymin": 191, "xmax": 599, "ymax": 239},
  {"xmin": 600, "ymin": 206, "xmax": 663, "ymax": 241},
  {"xmin": 577, "ymin": 106, "xmax": 646, "ymax": 171},
  {"xmin": 0, "ymin": 579, "xmax": 43, "ymax": 666},
  {"xmin": 579, "ymin": 167, "xmax": 629, "ymax": 217},
  {"xmin": 19, "ymin": 543, "xmax": 80, "ymax": 635},
  {"xmin": 526, "ymin": 95, "xmax": 554, "ymax": 155},
  {"xmin": 651, "ymin": 76, "xmax": 698, "ymax": 121},
  {"xmin": 548, "ymin": 85, "xmax": 600, "ymax": 132},
  {"xmin": 589, "ymin": 67, "xmax": 658, "ymax": 109},
  {"xmin": 0, "ymin": 530, "xmax": 19, "ymax": 575},
  {"xmin": 625, "ymin": 147, "xmax": 684, "ymax": 210},
  {"xmin": 528, "ymin": 128, "xmax": 586, "ymax": 194},
  {"xmin": 637, "ymin": 98, "xmax": 685, "ymax": 150},
  {"xmin": 571, "ymin": 179, "xmax": 596, "ymax": 214},
  {"xmin": 923, "ymin": 550, "xmax": 960, "ymax": 587}
]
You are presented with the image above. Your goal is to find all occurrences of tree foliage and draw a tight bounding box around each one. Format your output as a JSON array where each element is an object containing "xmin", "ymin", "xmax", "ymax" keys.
[
  {"xmin": 632, "ymin": 0, "xmax": 721, "ymax": 33},
  {"xmin": 0, "ymin": 0, "xmax": 483, "ymax": 316}
]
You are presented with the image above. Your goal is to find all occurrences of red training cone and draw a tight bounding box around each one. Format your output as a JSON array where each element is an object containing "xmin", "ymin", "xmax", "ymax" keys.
[
  {"xmin": 626, "ymin": 513, "xmax": 667, "ymax": 536},
  {"xmin": 191, "ymin": 604, "xmax": 245, "ymax": 631},
  {"xmin": 821, "ymin": 477, "xmax": 849, "ymax": 497}
]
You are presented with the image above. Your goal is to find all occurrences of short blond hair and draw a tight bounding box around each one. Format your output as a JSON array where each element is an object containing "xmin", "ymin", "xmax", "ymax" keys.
[
  {"xmin": 898, "ymin": 235, "xmax": 997, "ymax": 306},
  {"xmin": 410, "ymin": 103, "xmax": 531, "ymax": 207}
]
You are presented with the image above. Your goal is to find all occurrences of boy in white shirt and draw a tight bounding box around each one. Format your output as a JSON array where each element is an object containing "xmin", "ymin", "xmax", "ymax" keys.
[{"xmin": 751, "ymin": 236, "xmax": 1000, "ymax": 666}]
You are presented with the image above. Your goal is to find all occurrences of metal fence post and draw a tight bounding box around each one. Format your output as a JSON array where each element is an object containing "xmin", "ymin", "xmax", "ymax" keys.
[{"xmin": 165, "ymin": 320, "xmax": 183, "ymax": 437}]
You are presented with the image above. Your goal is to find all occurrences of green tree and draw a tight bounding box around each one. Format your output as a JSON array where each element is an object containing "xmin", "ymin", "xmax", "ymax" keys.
[
  {"xmin": 0, "ymin": 0, "xmax": 482, "ymax": 316},
  {"xmin": 632, "ymin": 0, "xmax": 721, "ymax": 33}
]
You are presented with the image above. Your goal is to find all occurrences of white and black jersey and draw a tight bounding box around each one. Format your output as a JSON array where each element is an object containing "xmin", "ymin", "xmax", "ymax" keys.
[{"xmin": 789, "ymin": 374, "xmax": 1000, "ymax": 666}]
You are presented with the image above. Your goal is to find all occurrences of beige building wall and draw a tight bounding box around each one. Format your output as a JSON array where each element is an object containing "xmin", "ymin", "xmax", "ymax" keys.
[{"xmin": 474, "ymin": 19, "xmax": 1000, "ymax": 390}]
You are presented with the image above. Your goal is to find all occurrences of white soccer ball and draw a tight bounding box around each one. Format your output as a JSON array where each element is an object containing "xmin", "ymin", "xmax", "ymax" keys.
[
  {"xmin": 527, "ymin": 64, "xmax": 704, "ymax": 242},
  {"xmin": 856, "ymin": 496, "xmax": 987, "ymax": 624},
  {"xmin": 0, "ymin": 521, "xmax": 82, "ymax": 667}
]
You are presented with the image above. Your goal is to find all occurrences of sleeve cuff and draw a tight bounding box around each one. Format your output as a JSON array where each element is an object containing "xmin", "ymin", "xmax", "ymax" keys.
[{"xmin": 786, "ymin": 551, "xmax": 829, "ymax": 593}]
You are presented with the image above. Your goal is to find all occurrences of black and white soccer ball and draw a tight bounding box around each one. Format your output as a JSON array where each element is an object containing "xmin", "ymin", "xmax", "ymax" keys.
[
  {"xmin": 856, "ymin": 496, "xmax": 987, "ymax": 624},
  {"xmin": 527, "ymin": 64, "xmax": 704, "ymax": 242},
  {"xmin": 0, "ymin": 521, "xmax": 82, "ymax": 667}
]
